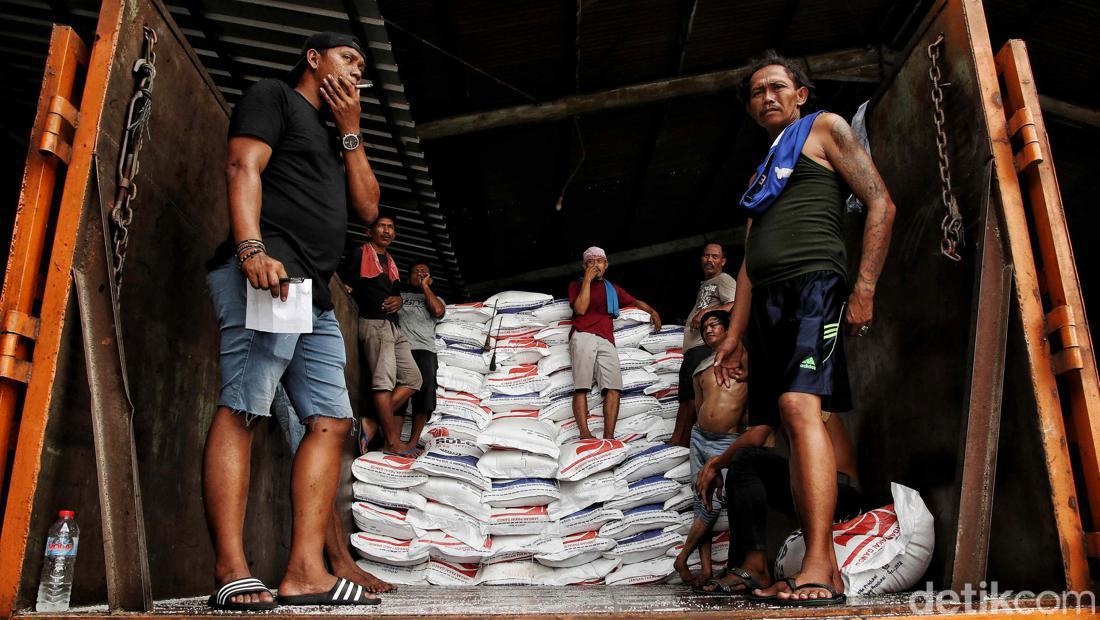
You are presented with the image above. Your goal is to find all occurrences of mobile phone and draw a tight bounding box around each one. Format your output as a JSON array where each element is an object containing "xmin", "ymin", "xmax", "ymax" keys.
[{"xmin": 279, "ymin": 277, "xmax": 305, "ymax": 284}]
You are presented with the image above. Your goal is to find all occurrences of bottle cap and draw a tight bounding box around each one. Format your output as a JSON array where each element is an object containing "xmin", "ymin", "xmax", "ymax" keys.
[{"xmin": 59, "ymin": 510, "xmax": 75, "ymax": 518}]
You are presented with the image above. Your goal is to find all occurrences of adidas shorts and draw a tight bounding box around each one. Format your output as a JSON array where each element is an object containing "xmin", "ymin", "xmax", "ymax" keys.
[{"xmin": 745, "ymin": 270, "xmax": 852, "ymax": 428}]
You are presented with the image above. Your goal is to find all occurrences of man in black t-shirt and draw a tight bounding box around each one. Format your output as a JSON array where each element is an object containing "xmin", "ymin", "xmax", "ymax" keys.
[
  {"xmin": 203, "ymin": 32, "xmax": 385, "ymax": 609},
  {"xmin": 340, "ymin": 214, "xmax": 423, "ymax": 454}
]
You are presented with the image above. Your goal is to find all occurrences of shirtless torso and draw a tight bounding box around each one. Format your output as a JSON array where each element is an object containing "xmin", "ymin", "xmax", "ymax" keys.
[{"xmin": 694, "ymin": 358, "xmax": 749, "ymax": 434}]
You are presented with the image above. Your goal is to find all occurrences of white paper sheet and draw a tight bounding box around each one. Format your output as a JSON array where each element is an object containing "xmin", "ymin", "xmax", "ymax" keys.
[{"xmin": 245, "ymin": 280, "xmax": 313, "ymax": 333}]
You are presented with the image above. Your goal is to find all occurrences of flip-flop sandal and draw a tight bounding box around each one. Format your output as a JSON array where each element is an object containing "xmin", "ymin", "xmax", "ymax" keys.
[
  {"xmin": 772, "ymin": 581, "xmax": 847, "ymax": 607},
  {"xmin": 695, "ymin": 568, "xmax": 764, "ymax": 595},
  {"xmin": 277, "ymin": 577, "xmax": 381, "ymax": 606},
  {"xmin": 749, "ymin": 576, "xmax": 795, "ymax": 602},
  {"xmin": 207, "ymin": 577, "xmax": 277, "ymax": 611}
]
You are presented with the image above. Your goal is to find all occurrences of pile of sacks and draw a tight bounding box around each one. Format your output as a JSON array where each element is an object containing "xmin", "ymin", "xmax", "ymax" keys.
[{"xmin": 348, "ymin": 291, "xmax": 729, "ymax": 585}]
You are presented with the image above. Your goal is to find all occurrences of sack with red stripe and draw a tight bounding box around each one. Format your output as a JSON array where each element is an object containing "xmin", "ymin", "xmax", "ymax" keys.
[
  {"xmin": 351, "ymin": 452, "xmax": 427, "ymax": 488},
  {"xmin": 557, "ymin": 438, "xmax": 630, "ymax": 482},
  {"xmin": 486, "ymin": 364, "xmax": 551, "ymax": 396}
]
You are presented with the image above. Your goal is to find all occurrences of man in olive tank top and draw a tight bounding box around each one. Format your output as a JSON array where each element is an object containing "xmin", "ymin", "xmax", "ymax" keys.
[{"xmin": 712, "ymin": 53, "xmax": 896, "ymax": 606}]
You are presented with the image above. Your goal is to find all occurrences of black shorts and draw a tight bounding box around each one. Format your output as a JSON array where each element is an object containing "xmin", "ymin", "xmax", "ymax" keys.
[
  {"xmin": 677, "ymin": 344, "xmax": 713, "ymax": 402},
  {"xmin": 745, "ymin": 270, "xmax": 851, "ymax": 428},
  {"xmin": 409, "ymin": 350, "xmax": 437, "ymax": 418}
]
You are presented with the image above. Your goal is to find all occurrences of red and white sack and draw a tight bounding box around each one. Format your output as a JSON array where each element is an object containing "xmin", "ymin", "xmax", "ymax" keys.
[
  {"xmin": 436, "ymin": 320, "xmax": 489, "ymax": 350},
  {"xmin": 619, "ymin": 368, "xmax": 660, "ymax": 393},
  {"xmin": 617, "ymin": 347, "xmax": 655, "ymax": 370},
  {"xmin": 477, "ymin": 449, "xmax": 559, "ymax": 479},
  {"xmin": 607, "ymin": 528, "xmax": 685, "ymax": 563},
  {"xmin": 662, "ymin": 485, "xmax": 694, "ymax": 512},
  {"xmin": 640, "ymin": 326, "xmax": 685, "ymax": 353},
  {"xmin": 352, "ymin": 481, "xmax": 427, "ymax": 511},
  {"xmin": 476, "ymin": 412, "xmax": 560, "ymax": 458},
  {"xmin": 606, "ymin": 476, "xmax": 683, "ymax": 512},
  {"xmin": 411, "ymin": 449, "xmax": 490, "ymax": 490},
  {"xmin": 350, "ymin": 532, "xmax": 430, "ymax": 566},
  {"xmin": 605, "ymin": 556, "xmax": 676, "ymax": 585},
  {"xmin": 617, "ymin": 394, "xmax": 661, "ymax": 418},
  {"xmin": 540, "ymin": 371, "xmax": 579, "ymax": 400},
  {"xmin": 478, "ymin": 560, "xmax": 554, "ymax": 586},
  {"xmin": 555, "ymin": 415, "xmax": 604, "ymax": 445},
  {"xmin": 643, "ymin": 373, "xmax": 679, "ymax": 397},
  {"xmin": 555, "ymin": 506, "xmax": 625, "ymax": 537},
  {"xmin": 487, "ymin": 364, "xmax": 550, "ymax": 396},
  {"xmin": 482, "ymin": 392, "xmax": 552, "ymax": 413},
  {"xmin": 406, "ymin": 500, "xmax": 488, "ymax": 548},
  {"xmin": 486, "ymin": 506, "xmax": 552, "ymax": 535},
  {"xmin": 484, "ymin": 478, "xmax": 561, "ymax": 507},
  {"xmin": 600, "ymin": 504, "xmax": 682, "ymax": 540},
  {"xmin": 645, "ymin": 417, "xmax": 675, "ymax": 443},
  {"xmin": 435, "ymin": 391, "xmax": 493, "ymax": 428},
  {"xmin": 545, "ymin": 557, "xmax": 621, "ymax": 585},
  {"xmin": 612, "ymin": 414, "xmax": 663, "ymax": 443},
  {"xmin": 539, "ymin": 396, "xmax": 576, "ymax": 423},
  {"xmin": 482, "ymin": 533, "xmax": 563, "ymax": 564},
  {"xmin": 423, "ymin": 415, "xmax": 484, "ymax": 442},
  {"xmin": 534, "ymin": 320, "xmax": 573, "ymax": 346},
  {"xmin": 355, "ymin": 558, "xmax": 428, "ymax": 585},
  {"xmin": 351, "ymin": 452, "xmax": 427, "ymax": 489},
  {"xmin": 490, "ymin": 326, "xmax": 542, "ymax": 342},
  {"xmin": 492, "ymin": 336, "xmax": 550, "ymax": 365},
  {"xmin": 490, "ymin": 311, "xmax": 548, "ymax": 331},
  {"xmin": 418, "ymin": 530, "xmax": 492, "ymax": 563},
  {"xmin": 531, "ymin": 298, "xmax": 573, "ymax": 322},
  {"xmin": 534, "ymin": 530, "xmax": 618, "ymax": 568},
  {"xmin": 557, "ymin": 438, "xmax": 630, "ymax": 481},
  {"xmin": 421, "ymin": 435, "xmax": 485, "ymax": 458},
  {"xmin": 484, "ymin": 291, "xmax": 554, "ymax": 314},
  {"xmin": 426, "ymin": 559, "xmax": 482, "ymax": 585},
  {"xmin": 352, "ymin": 502, "xmax": 421, "ymax": 540},
  {"xmin": 613, "ymin": 307, "xmax": 652, "ymax": 328},
  {"xmin": 548, "ymin": 471, "xmax": 627, "ymax": 519},
  {"xmin": 437, "ymin": 347, "xmax": 492, "ymax": 374},
  {"xmin": 437, "ymin": 365, "xmax": 487, "ymax": 395},
  {"xmin": 413, "ymin": 476, "xmax": 490, "ymax": 521},
  {"xmin": 615, "ymin": 444, "xmax": 690, "ymax": 482},
  {"xmin": 648, "ymin": 348, "xmax": 684, "ymax": 374},
  {"xmin": 775, "ymin": 483, "xmax": 934, "ymax": 595},
  {"xmin": 443, "ymin": 302, "xmax": 494, "ymax": 324},
  {"xmin": 538, "ymin": 348, "xmax": 572, "ymax": 376},
  {"xmin": 613, "ymin": 324, "xmax": 652, "ymax": 349}
]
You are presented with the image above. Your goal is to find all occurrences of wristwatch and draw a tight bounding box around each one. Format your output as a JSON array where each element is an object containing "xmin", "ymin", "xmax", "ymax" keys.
[{"xmin": 340, "ymin": 132, "xmax": 361, "ymax": 151}]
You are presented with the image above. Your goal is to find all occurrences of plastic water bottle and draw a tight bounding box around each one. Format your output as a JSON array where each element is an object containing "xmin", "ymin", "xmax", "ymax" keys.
[{"xmin": 36, "ymin": 510, "xmax": 79, "ymax": 612}]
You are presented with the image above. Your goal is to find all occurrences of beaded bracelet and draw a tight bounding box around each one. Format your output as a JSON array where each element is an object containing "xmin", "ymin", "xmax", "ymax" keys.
[{"xmin": 238, "ymin": 247, "xmax": 265, "ymax": 267}]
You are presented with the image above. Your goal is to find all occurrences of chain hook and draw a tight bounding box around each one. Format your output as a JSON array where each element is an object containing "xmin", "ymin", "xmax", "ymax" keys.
[{"xmin": 927, "ymin": 33, "xmax": 965, "ymax": 262}]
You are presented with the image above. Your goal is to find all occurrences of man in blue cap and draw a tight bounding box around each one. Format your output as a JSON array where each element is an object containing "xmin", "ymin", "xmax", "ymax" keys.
[{"xmin": 203, "ymin": 32, "xmax": 384, "ymax": 608}]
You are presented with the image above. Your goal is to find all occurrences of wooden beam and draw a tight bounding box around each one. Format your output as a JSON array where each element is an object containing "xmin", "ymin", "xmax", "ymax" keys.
[
  {"xmin": 418, "ymin": 47, "xmax": 892, "ymax": 139},
  {"xmin": 1039, "ymin": 94, "xmax": 1100, "ymax": 130},
  {"xmin": 467, "ymin": 226, "xmax": 744, "ymax": 296}
]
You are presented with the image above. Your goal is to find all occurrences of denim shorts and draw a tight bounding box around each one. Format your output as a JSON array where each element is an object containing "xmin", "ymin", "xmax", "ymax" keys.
[
  {"xmin": 690, "ymin": 425, "xmax": 739, "ymax": 526},
  {"xmin": 206, "ymin": 260, "xmax": 354, "ymax": 424}
]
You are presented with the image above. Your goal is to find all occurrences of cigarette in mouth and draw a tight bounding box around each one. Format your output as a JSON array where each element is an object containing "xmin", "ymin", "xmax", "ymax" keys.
[{"xmin": 356, "ymin": 81, "xmax": 373, "ymax": 90}]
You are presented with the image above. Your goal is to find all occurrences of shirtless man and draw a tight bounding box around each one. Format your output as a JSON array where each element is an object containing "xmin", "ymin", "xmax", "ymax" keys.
[{"xmin": 673, "ymin": 310, "xmax": 773, "ymax": 585}]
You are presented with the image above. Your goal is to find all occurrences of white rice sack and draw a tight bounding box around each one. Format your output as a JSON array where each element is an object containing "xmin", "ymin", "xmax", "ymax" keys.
[
  {"xmin": 612, "ymin": 306, "xmax": 652, "ymax": 328},
  {"xmin": 418, "ymin": 530, "xmax": 491, "ymax": 563},
  {"xmin": 476, "ymin": 412, "xmax": 559, "ymax": 458},
  {"xmin": 442, "ymin": 302, "xmax": 493, "ymax": 324},
  {"xmin": 600, "ymin": 504, "xmax": 682, "ymax": 540},
  {"xmin": 614, "ymin": 323, "xmax": 653, "ymax": 349},
  {"xmin": 437, "ymin": 365, "xmax": 487, "ymax": 395},
  {"xmin": 411, "ymin": 448, "xmax": 490, "ymax": 490},
  {"xmin": 645, "ymin": 417, "xmax": 675, "ymax": 443},
  {"xmin": 648, "ymin": 348, "xmax": 684, "ymax": 374},
  {"xmin": 486, "ymin": 364, "xmax": 550, "ymax": 396},
  {"xmin": 350, "ymin": 532, "xmax": 430, "ymax": 566},
  {"xmin": 557, "ymin": 438, "xmax": 630, "ymax": 481},
  {"xmin": 619, "ymin": 368, "xmax": 660, "ymax": 394},
  {"xmin": 643, "ymin": 373, "xmax": 679, "ymax": 397},
  {"xmin": 555, "ymin": 505, "xmax": 624, "ymax": 537},
  {"xmin": 539, "ymin": 396, "xmax": 576, "ymax": 423},
  {"xmin": 484, "ymin": 478, "xmax": 561, "ymax": 507},
  {"xmin": 540, "ymin": 371, "xmax": 579, "ymax": 400},
  {"xmin": 352, "ymin": 481, "xmax": 427, "ymax": 511},
  {"xmin": 555, "ymin": 415, "xmax": 603, "ymax": 445},
  {"xmin": 482, "ymin": 392, "xmax": 552, "ymax": 413},
  {"xmin": 538, "ymin": 348, "xmax": 572, "ymax": 376},
  {"xmin": 531, "ymin": 298, "xmax": 572, "ymax": 322},
  {"xmin": 615, "ymin": 444, "xmax": 690, "ymax": 483},
  {"xmin": 355, "ymin": 559, "xmax": 428, "ymax": 585},
  {"xmin": 663, "ymin": 511, "xmax": 694, "ymax": 536},
  {"xmin": 484, "ymin": 291, "xmax": 553, "ymax": 313},
  {"xmin": 618, "ymin": 394, "xmax": 661, "ymax": 418},
  {"xmin": 406, "ymin": 500, "xmax": 488, "ymax": 548},
  {"xmin": 351, "ymin": 502, "xmax": 421, "ymax": 540},
  {"xmin": 437, "ymin": 348, "xmax": 492, "ymax": 374},
  {"xmin": 624, "ymin": 441, "xmax": 659, "ymax": 459},
  {"xmin": 605, "ymin": 476, "xmax": 682, "ymax": 512},
  {"xmin": 413, "ymin": 476, "xmax": 490, "ymax": 521},
  {"xmin": 490, "ymin": 326, "xmax": 542, "ymax": 342},
  {"xmin": 486, "ymin": 506, "xmax": 552, "ymax": 536},
  {"xmin": 492, "ymin": 336, "xmax": 550, "ymax": 365},
  {"xmin": 435, "ymin": 391, "xmax": 493, "ymax": 428},
  {"xmin": 535, "ymin": 530, "xmax": 618, "ymax": 568},
  {"xmin": 663, "ymin": 485, "xmax": 694, "ymax": 512},
  {"xmin": 605, "ymin": 556, "xmax": 676, "ymax": 585},
  {"xmin": 422, "ymin": 415, "xmax": 483, "ymax": 442},
  {"xmin": 477, "ymin": 449, "xmax": 559, "ymax": 479},
  {"xmin": 351, "ymin": 452, "xmax": 427, "ymax": 488},
  {"xmin": 606, "ymin": 528, "xmax": 685, "ymax": 563},
  {"xmin": 547, "ymin": 471, "xmax": 627, "ymax": 519},
  {"xmin": 640, "ymin": 326, "xmax": 686, "ymax": 353},
  {"xmin": 710, "ymin": 530, "xmax": 731, "ymax": 562},
  {"xmin": 489, "ymin": 311, "xmax": 547, "ymax": 331},
  {"xmin": 713, "ymin": 509, "xmax": 729, "ymax": 532},
  {"xmin": 613, "ymin": 414, "xmax": 662, "ymax": 443},
  {"xmin": 654, "ymin": 398, "xmax": 679, "ymax": 419},
  {"xmin": 421, "ymin": 436, "xmax": 484, "ymax": 458},
  {"xmin": 533, "ymin": 320, "xmax": 572, "ymax": 346},
  {"xmin": 545, "ymin": 557, "xmax": 621, "ymax": 585},
  {"xmin": 478, "ymin": 560, "xmax": 554, "ymax": 586},
  {"xmin": 483, "ymin": 533, "xmax": 562, "ymax": 565},
  {"xmin": 426, "ymin": 559, "xmax": 482, "ymax": 585},
  {"xmin": 664, "ymin": 460, "xmax": 692, "ymax": 484},
  {"xmin": 617, "ymin": 347, "xmax": 655, "ymax": 370},
  {"xmin": 436, "ymin": 320, "xmax": 489, "ymax": 350}
]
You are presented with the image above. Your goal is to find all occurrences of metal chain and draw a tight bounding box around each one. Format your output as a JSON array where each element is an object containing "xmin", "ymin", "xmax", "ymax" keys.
[
  {"xmin": 927, "ymin": 34, "xmax": 964, "ymax": 262},
  {"xmin": 110, "ymin": 26, "xmax": 158, "ymax": 290}
]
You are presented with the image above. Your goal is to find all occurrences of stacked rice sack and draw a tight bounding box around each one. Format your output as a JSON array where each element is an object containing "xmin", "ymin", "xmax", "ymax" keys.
[{"xmin": 349, "ymin": 291, "xmax": 724, "ymax": 585}]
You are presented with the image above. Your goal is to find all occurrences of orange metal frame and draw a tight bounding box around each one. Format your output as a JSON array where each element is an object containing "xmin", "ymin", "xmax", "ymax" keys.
[{"xmin": 0, "ymin": 0, "xmax": 127, "ymax": 613}]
